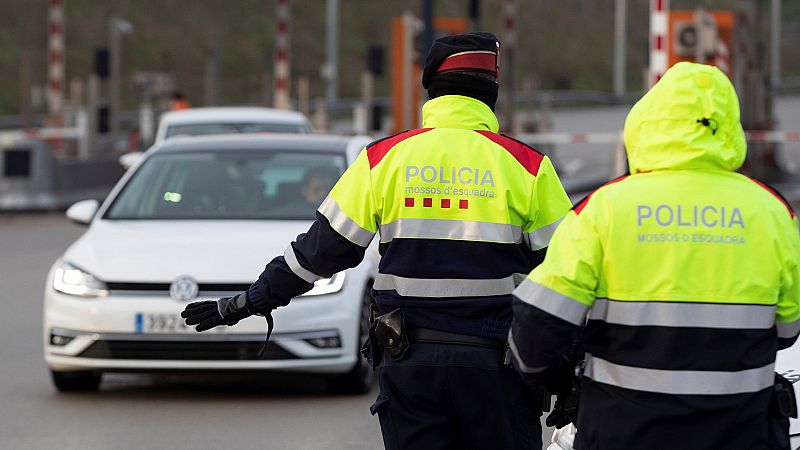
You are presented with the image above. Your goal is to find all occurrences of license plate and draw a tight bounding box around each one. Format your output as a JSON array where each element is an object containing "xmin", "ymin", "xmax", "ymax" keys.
[{"xmin": 135, "ymin": 313, "xmax": 196, "ymax": 334}]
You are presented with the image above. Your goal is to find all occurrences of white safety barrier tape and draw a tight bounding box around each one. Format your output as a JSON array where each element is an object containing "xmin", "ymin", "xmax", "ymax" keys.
[
  {"xmin": 0, "ymin": 128, "xmax": 82, "ymax": 147},
  {"xmin": 744, "ymin": 131, "xmax": 800, "ymax": 143},
  {"xmin": 516, "ymin": 131, "xmax": 800, "ymax": 146},
  {"xmin": 516, "ymin": 132, "xmax": 622, "ymax": 145}
]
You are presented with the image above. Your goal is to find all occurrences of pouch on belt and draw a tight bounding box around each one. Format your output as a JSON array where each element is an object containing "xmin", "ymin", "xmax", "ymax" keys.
[{"xmin": 374, "ymin": 308, "xmax": 409, "ymax": 361}]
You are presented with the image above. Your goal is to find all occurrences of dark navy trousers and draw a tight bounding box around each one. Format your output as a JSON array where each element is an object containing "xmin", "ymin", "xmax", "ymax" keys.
[{"xmin": 370, "ymin": 342, "xmax": 542, "ymax": 450}]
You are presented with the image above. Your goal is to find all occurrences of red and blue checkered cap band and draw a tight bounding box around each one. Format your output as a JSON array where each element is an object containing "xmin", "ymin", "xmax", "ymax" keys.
[{"xmin": 436, "ymin": 51, "xmax": 499, "ymax": 78}]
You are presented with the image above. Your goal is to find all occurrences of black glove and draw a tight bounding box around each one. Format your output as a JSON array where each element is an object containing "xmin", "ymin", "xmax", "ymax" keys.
[
  {"xmin": 181, "ymin": 292, "xmax": 253, "ymax": 332},
  {"xmin": 546, "ymin": 377, "xmax": 580, "ymax": 429}
]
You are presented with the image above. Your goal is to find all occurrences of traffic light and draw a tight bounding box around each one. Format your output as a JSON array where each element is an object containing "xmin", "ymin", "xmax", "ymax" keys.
[
  {"xmin": 98, "ymin": 105, "xmax": 110, "ymax": 133},
  {"xmin": 372, "ymin": 104, "xmax": 384, "ymax": 131},
  {"xmin": 367, "ymin": 46, "xmax": 385, "ymax": 76},
  {"xmin": 94, "ymin": 48, "xmax": 110, "ymax": 79}
]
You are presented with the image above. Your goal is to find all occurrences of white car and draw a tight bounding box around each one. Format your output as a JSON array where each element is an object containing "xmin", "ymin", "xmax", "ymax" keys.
[
  {"xmin": 776, "ymin": 343, "xmax": 800, "ymax": 449},
  {"xmin": 44, "ymin": 133, "xmax": 377, "ymax": 393},
  {"xmin": 154, "ymin": 107, "xmax": 313, "ymax": 144}
]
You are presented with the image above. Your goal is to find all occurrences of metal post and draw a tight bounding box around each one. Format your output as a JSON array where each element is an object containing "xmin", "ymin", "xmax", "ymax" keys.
[
  {"xmin": 325, "ymin": 0, "xmax": 339, "ymax": 105},
  {"xmin": 47, "ymin": 0, "xmax": 65, "ymax": 116},
  {"xmin": 503, "ymin": 0, "xmax": 516, "ymax": 133},
  {"xmin": 109, "ymin": 16, "xmax": 132, "ymax": 135},
  {"xmin": 401, "ymin": 12, "xmax": 417, "ymax": 131},
  {"xmin": 421, "ymin": 0, "xmax": 434, "ymax": 56},
  {"xmin": 262, "ymin": 49, "xmax": 273, "ymax": 106},
  {"xmin": 468, "ymin": 0, "xmax": 480, "ymax": 31},
  {"xmin": 274, "ymin": 0, "xmax": 291, "ymax": 110},
  {"xmin": 138, "ymin": 102, "xmax": 154, "ymax": 147},
  {"xmin": 77, "ymin": 107, "xmax": 89, "ymax": 159},
  {"xmin": 312, "ymin": 98, "xmax": 328, "ymax": 132},
  {"xmin": 109, "ymin": 16, "xmax": 120, "ymax": 135},
  {"xmin": 770, "ymin": 0, "xmax": 781, "ymax": 88},
  {"xmin": 204, "ymin": 51, "xmax": 218, "ymax": 106},
  {"xmin": 20, "ymin": 50, "xmax": 32, "ymax": 128},
  {"xmin": 361, "ymin": 71, "xmax": 374, "ymax": 135},
  {"xmin": 298, "ymin": 76, "xmax": 310, "ymax": 117},
  {"xmin": 87, "ymin": 74, "xmax": 99, "ymax": 156},
  {"xmin": 613, "ymin": 0, "xmax": 627, "ymax": 97},
  {"xmin": 69, "ymin": 78, "xmax": 82, "ymax": 126}
]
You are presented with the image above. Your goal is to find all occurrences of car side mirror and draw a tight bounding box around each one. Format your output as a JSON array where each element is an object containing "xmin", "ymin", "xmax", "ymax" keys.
[
  {"xmin": 66, "ymin": 199, "xmax": 100, "ymax": 225},
  {"xmin": 119, "ymin": 152, "xmax": 144, "ymax": 170}
]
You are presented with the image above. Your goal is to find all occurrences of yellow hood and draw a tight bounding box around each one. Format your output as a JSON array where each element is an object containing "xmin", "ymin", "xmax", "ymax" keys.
[{"xmin": 623, "ymin": 62, "xmax": 746, "ymax": 173}]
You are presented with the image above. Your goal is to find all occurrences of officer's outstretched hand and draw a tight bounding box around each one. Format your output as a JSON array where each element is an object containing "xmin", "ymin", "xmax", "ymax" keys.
[{"xmin": 181, "ymin": 292, "xmax": 253, "ymax": 332}]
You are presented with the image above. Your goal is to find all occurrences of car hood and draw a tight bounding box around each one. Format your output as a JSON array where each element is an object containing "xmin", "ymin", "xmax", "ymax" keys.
[{"xmin": 63, "ymin": 220, "xmax": 314, "ymax": 283}]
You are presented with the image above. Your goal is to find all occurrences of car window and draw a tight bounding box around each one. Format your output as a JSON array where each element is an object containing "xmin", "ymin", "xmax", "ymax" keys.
[
  {"xmin": 104, "ymin": 150, "xmax": 345, "ymax": 220},
  {"xmin": 165, "ymin": 122, "xmax": 312, "ymax": 138}
]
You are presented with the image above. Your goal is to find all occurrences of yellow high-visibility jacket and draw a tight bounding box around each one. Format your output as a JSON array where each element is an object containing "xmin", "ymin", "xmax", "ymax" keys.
[
  {"xmin": 509, "ymin": 62, "xmax": 800, "ymax": 449},
  {"xmin": 248, "ymin": 94, "xmax": 571, "ymax": 340}
]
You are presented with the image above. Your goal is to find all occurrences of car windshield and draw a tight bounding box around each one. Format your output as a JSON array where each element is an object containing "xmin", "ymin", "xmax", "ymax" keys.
[
  {"xmin": 165, "ymin": 122, "xmax": 312, "ymax": 138},
  {"xmin": 104, "ymin": 149, "xmax": 345, "ymax": 220}
]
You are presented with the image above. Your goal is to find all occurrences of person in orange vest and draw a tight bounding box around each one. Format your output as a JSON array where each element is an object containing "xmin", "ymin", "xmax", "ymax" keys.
[{"xmin": 170, "ymin": 92, "xmax": 190, "ymax": 111}]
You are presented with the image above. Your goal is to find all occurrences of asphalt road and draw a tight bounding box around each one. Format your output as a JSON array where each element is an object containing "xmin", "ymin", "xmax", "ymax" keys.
[
  {"xmin": 0, "ymin": 213, "xmax": 554, "ymax": 450},
  {"xmin": 0, "ymin": 214, "xmax": 383, "ymax": 450}
]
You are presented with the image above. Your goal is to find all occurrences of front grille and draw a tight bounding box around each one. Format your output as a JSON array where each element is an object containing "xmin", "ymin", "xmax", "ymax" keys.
[
  {"xmin": 105, "ymin": 282, "xmax": 251, "ymax": 293},
  {"xmin": 106, "ymin": 282, "xmax": 169, "ymax": 291},
  {"xmin": 78, "ymin": 340, "xmax": 297, "ymax": 360}
]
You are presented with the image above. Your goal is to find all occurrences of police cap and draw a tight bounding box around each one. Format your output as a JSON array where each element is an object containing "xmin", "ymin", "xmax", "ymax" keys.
[{"xmin": 422, "ymin": 32, "xmax": 501, "ymax": 89}]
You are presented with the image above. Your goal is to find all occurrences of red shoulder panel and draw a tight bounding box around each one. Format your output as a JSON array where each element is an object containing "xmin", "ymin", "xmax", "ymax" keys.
[
  {"xmin": 367, "ymin": 128, "xmax": 432, "ymax": 169},
  {"xmin": 748, "ymin": 177, "xmax": 796, "ymax": 218},
  {"xmin": 573, "ymin": 175, "xmax": 629, "ymax": 215},
  {"xmin": 474, "ymin": 130, "xmax": 544, "ymax": 176}
]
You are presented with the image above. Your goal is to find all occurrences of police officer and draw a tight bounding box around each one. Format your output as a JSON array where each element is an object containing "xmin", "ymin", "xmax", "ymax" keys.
[
  {"xmin": 509, "ymin": 61, "xmax": 800, "ymax": 449},
  {"xmin": 182, "ymin": 32, "xmax": 571, "ymax": 449}
]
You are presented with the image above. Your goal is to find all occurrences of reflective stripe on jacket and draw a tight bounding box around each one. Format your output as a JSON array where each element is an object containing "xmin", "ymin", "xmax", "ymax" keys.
[
  {"xmin": 509, "ymin": 62, "xmax": 800, "ymax": 449},
  {"xmin": 249, "ymin": 94, "xmax": 571, "ymax": 340}
]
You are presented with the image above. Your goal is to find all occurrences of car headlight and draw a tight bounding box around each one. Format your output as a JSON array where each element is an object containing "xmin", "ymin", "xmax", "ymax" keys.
[
  {"xmin": 53, "ymin": 262, "xmax": 110, "ymax": 297},
  {"xmin": 300, "ymin": 272, "xmax": 346, "ymax": 297}
]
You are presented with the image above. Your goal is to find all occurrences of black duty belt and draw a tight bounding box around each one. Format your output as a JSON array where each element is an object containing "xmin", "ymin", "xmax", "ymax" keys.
[{"xmin": 408, "ymin": 327, "xmax": 505, "ymax": 350}]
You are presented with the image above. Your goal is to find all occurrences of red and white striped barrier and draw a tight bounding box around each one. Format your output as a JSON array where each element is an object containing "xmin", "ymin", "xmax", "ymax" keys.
[
  {"xmin": 0, "ymin": 128, "xmax": 82, "ymax": 148},
  {"xmin": 649, "ymin": 0, "xmax": 669, "ymax": 88},
  {"xmin": 274, "ymin": 0, "xmax": 291, "ymax": 110},
  {"xmin": 745, "ymin": 131, "xmax": 800, "ymax": 143},
  {"xmin": 504, "ymin": 0, "xmax": 516, "ymax": 47},
  {"xmin": 47, "ymin": 0, "xmax": 65, "ymax": 115},
  {"xmin": 516, "ymin": 131, "xmax": 800, "ymax": 146}
]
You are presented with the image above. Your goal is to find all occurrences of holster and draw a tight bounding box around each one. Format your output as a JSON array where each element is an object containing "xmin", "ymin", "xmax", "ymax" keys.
[
  {"xmin": 374, "ymin": 308, "xmax": 409, "ymax": 361},
  {"xmin": 361, "ymin": 307, "xmax": 410, "ymax": 367}
]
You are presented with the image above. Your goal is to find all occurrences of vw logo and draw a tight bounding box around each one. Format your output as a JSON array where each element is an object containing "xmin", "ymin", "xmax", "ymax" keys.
[{"xmin": 170, "ymin": 276, "xmax": 199, "ymax": 301}]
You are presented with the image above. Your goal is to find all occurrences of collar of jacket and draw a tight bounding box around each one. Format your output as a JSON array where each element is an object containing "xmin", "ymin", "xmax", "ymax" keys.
[{"xmin": 421, "ymin": 95, "xmax": 499, "ymax": 132}]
